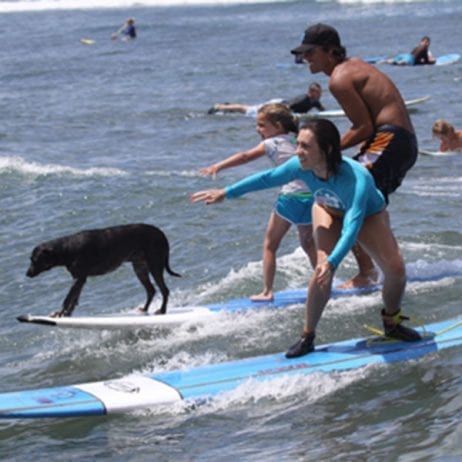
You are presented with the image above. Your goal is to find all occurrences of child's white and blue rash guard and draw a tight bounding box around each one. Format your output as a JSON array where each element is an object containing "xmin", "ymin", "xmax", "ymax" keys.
[{"xmin": 224, "ymin": 156, "xmax": 386, "ymax": 269}]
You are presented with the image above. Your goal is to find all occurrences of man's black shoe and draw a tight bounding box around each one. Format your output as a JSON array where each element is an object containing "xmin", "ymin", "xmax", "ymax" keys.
[{"xmin": 285, "ymin": 333, "xmax": 315, "ymax": 358}]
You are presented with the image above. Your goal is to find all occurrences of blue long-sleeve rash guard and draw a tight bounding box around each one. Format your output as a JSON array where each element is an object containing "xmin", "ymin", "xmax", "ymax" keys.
[{"xmin": 225, "ymin": 156, "xmax": 385, "ymax": 269}]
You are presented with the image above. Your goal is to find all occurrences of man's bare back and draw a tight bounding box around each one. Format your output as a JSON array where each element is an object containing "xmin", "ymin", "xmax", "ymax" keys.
[{"xmin": 329, "ymin": 58, "xmax": 414, "ymax": 149}]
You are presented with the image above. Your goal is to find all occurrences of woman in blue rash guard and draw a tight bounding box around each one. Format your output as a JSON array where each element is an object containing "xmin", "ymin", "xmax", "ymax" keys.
[{"xmin": 191, "ymin": 118, "xmax": 421, "ymax": 358}]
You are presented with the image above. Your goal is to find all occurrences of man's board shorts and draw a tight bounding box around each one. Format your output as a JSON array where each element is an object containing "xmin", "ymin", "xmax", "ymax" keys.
[
  {"xmin": 354, "ymin": 124, "xmax": 418, "ymax": 203},
  {"xmin": 274, "ymin": 193, "xmax": 314, "ymax": 225}
]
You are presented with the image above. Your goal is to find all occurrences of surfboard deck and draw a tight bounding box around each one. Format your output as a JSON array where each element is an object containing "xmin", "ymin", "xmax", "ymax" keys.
[
  {"xmin": 306, "ymin": 96, "xmax": 430, "ymax": 118},
  {"xmin": 16, "ymin": 284, "xmax": 379, "ymax": 330},
  {"xmin": 16, "ymin": 267, "xmax": 462, "ymax": 330},
  {"xmin": 1, "ymin": 317, "xmax": 460, "ymax": 418}
]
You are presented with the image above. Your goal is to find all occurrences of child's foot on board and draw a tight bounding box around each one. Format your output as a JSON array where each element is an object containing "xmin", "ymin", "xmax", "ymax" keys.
[
  {"xmin": 337, "ymin": 270, "xmax": 379, "ymax": 289},
  {"xmin": 381, "ymin": 309, "xmax": 422, "ymax": 342},
  {"xmin": 250, "ymin": 291, "xmax": 274, "ymax": 302},
  {"xmin": 285, "ymin": 332, "xmax": 315, "ymax": 358}
]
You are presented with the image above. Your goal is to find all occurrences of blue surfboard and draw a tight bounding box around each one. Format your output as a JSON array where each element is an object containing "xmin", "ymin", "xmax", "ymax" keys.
[
  {"xmin": 367, "ymin": 53, "xmax": 460, "ymax": 66},
  {"xmin": 1, "ymin": 317, "xmax": 461, "ymax": 418},
  {"xmin": 436, "ymin": 53, "xmax": 460, "ymax": 66}
]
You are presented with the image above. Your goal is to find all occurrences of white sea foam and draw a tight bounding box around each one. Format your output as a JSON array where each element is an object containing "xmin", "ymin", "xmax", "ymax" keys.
[
  {"xmin": 0, "ymin": 155, "xmax": 128, "ymax": 178},
  {"xmin": 0, "ymin": 0, "xmax": 288, "ymax": 13}
]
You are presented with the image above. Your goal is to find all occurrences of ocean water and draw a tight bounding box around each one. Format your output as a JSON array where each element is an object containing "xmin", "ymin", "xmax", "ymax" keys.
[{"xmin": 1, "ymin": 0, "xmax": 461, "ymax": 460}]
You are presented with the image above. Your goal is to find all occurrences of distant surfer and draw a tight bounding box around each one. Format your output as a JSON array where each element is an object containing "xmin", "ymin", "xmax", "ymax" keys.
[
  {"xmin": 208, "ymin": 82, "xmax": 325, "ymax": 116},
  {"xmin": 112, "ymin": 18, "xmax": 137, "ymax": 41},
  {"xmin": 432, "ymin": 119, "xmax": 462, "ymax": 152},
  {"xmin": 200, "ymin": 103, "xmax": 316, "ymax": 302},
  {"xmin": 192, "ymin": 119, "xmax": 422, "ymax": 357},
  {"xmin": 386, "ymin": 36, "xmax": 436, "ymax": 66},
  {"xmin": 291, "ymin": 23, "xmax": 417, "ymax": 289}
]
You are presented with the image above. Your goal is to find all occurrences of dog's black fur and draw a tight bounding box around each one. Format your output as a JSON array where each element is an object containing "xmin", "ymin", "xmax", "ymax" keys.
[{"xmin": 26, "ymin": 223, "xmax": 181, "ymax": 317}]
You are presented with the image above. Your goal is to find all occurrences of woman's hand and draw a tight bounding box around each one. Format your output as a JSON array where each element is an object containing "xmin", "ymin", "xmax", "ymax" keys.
[
  {"xmin": 314, "ymin": 260, "xmax": 334, "ymax": 288},
  {"xmin": 190, "ymin": 189, "xmax": 226, "ymax": 204}
]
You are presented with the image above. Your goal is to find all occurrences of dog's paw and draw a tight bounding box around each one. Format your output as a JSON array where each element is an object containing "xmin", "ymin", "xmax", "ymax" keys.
[
  {"xmin": 48, "ymin": 311, "xmax": 62, "ymax": 318},
  {"xmin": 154, "ymin": 309, "xmax": 166, "ymax": 316}
]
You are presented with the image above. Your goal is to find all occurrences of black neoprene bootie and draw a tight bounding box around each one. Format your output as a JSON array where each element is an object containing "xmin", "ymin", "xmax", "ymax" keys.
[
  {"xmin": 381, "ymin": 309, "xmax": 422, "ymax": 341},
  {"xmin": 285, "ymin": 332, "xmax": 315, "ymax": 358}
]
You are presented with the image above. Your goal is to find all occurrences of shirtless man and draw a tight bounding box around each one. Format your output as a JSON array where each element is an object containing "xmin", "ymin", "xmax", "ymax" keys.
[{"xmin": 291, "ymin": 23, "xmax": 418, "ymax": 288}]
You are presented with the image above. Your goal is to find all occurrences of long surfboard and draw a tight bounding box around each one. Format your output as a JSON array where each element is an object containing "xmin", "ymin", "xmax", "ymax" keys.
[
  {"xmin": 1, "ymin": 317, "xmax": 461, "ymax": 418},
  {"xmin": 16, "ymin": 267, "xmax": 462, "ymax": 330},
  {"xmin": 306, "ymin": 96, "xmax": 430, "ymax": 118},
  {"xmin": 16, "ymin": 284, "xmax": 377, "ymax": 329},
  {"xmin": 366, "ymin": 53, "xmax": 460, "ymax": 66}
]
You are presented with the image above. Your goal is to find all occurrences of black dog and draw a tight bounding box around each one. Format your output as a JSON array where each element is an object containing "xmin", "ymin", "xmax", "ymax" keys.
[{"xmin": 26, "ymin": 224, "xmax": 181, "ymax": 317}]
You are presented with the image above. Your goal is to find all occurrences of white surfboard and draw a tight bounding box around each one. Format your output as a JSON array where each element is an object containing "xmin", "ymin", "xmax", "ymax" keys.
[
  {"xmin": 306, "ymin": 96, "xmax": 430, "ymax": 118},
  {"xmin": 17, "ymin": 306, "xmax": 216, "ymax": 329},
  {"xmin": 16, "ymin": 266, "xmax": 462, "ymax": 330},
  {"xmin": 419, "ymin": 149, "xmax": 459, "ymax": 157}
]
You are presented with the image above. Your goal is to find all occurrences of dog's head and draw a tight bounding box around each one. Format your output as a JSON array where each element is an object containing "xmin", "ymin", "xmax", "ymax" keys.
[{"xmin": 26, "ymin": 244, "xmax": 58, "ymax": 277}]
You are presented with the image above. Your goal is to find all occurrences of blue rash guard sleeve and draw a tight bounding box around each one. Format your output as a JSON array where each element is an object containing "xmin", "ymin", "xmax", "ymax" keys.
[
  {"xmin": 326, "ymin": 163, "xmax": 369, "ymax": 269},
  {"xmin": 224, "ymin": 155, "xmax": 384, "ymax": 271},
  {"xmin": 224, "ymin": 156, "xmax": 300, "ymax": 198}
]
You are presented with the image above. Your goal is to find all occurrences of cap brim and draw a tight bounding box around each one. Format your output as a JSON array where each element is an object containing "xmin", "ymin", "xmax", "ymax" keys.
[{"xmin": 290, "ymin": 44, "xmax": 316, "ymax": 55}]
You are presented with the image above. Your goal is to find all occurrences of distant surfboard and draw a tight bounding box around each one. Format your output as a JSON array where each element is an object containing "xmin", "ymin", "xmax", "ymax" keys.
[
  {"xmin": 304, "ymin": 96, "xmax": 430, "ymax": 119},
  {"xmin": 367, "ymin": 53, "xmax": 460, "ymax": 66},
  {"xmin": 435, "ymin": 53, "xmax": 460, "ymax": 66},
  {"xmin": 419, "ymin": 149, "xmax": 459, "ymax": 157},
  {"xmin": 80, "ymin": 38, "xmax": 95, "ymax": 45}
]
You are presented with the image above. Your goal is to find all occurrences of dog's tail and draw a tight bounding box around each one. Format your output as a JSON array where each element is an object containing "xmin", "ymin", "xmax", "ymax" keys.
[{"xmin": 166, "ymin": 258, "xmax": 181, "ymax": 278}]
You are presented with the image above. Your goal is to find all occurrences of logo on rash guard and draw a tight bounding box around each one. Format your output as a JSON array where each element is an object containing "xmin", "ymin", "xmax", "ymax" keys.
[{"xmin": 314, "ymin": 189, "xmax": 344, "ymax": 210}]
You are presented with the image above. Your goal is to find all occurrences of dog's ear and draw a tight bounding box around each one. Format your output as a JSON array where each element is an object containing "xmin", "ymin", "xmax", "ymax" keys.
[{"xmin": 32, "ymin": 246, "xmax": 54, "ymax": 265}]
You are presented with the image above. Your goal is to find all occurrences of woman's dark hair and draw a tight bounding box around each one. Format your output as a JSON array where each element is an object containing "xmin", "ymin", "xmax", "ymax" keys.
[{"xmin": 299, "ymin": 118, "xmax": 342, "ymax": 174}]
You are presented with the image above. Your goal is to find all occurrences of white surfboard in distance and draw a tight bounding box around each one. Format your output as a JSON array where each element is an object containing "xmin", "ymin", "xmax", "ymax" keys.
[
  {"xmin": 419, "ymin": 149, "xmax": 459, "ymax": 157},
  {"xmin": 306, "ymin": 96, "xmax": 430, "ymax": 118}
]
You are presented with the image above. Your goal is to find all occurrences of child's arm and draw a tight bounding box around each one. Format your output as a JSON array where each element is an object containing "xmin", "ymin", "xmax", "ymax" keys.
[{"xmin": 199, "ymin": 142, "xmax": 266, "ymax": 179}]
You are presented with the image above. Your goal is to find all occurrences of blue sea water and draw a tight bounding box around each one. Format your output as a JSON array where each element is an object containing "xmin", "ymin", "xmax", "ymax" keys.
[{"xmin": 0, "ymin": 0, "xmax": 461, "ymax": 460}]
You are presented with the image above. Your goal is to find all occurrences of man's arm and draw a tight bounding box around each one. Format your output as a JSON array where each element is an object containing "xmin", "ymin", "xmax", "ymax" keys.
[{"xmin": 329, "ymin": 72, "xmax": 375, "ymax": 150}]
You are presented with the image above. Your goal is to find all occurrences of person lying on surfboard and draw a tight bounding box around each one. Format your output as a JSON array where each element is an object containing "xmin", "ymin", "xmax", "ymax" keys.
[
  {"xmin": 291, "ymin": 23, "xmax": 417, "ymax": 290},
  {"xmin": 200, "ymin": 103, "xmax": 315, "ymax": 302},
  {"xmin": 385, "ymin": 36, "xmax": 436, "ymax": 66},
  {"xmin": 207, "ymin": 82, "xmax": 325, "ymax": 116},
  {"xmin": 432, "ymin": 119, "xmax": 462, "ymax": 152},
  {"xmin": 191, "ymin": 119, "xmax": 422, "ymax": 358}
]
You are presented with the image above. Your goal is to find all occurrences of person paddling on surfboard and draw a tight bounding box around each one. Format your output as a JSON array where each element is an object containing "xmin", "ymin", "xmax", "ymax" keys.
[
  {"xmin": 200, "ymin": 103, "xmax": 316, "ymax": 302},
  {"xmin": 291, "ymin": 23, "xmax": 418, "ymax": 290},
  {"xmin": 387, "ymin": 36, "xmax": 436, "ymax": 66},
  {"xmin": 432, "ymin": 119, "xmax": 462, "ymax": 152},
  {"xmin": 191, "ymin": 119, "xmax": 422, "ymax": 358},
  {"xmin": 208, "ymin": 82, "xmax": 325, "ymax": 116},
  {"xmin": 111, "ymin": 17, "xmax": 137, "ymax": 41}
]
